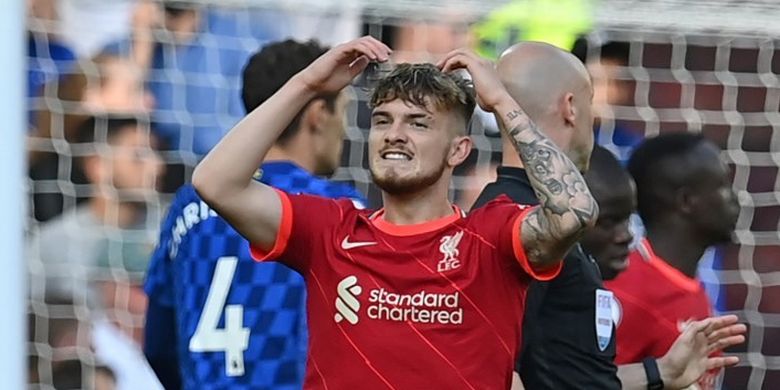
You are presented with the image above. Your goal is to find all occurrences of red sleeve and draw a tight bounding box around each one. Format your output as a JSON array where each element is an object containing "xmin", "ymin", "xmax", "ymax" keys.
[
  {"xmin": 249, "ymin": 190, "xmax": 344, "ymax": 273},
  {"xmin": 471, "ymin": 197, "xmax": 562, "ymax": 281},
  {"xmin": 509, "ymin": 205, "xmax": 562, "ymax": 281}
]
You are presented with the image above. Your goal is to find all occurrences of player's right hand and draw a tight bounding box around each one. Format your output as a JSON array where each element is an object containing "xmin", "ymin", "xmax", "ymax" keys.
[{"xmin": 297, "ymin": 36, "xmax": 391, "ymax": 94}]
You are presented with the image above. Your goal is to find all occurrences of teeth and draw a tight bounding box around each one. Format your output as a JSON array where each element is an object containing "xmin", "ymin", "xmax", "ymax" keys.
[{"xmin": 383, "ymin": 152, "xmax": 410, "ymax": 161}]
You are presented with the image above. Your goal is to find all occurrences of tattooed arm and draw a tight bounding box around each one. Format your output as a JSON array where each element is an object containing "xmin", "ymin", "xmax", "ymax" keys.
[
  {"xmin": 501, "ymin": 107, "xmax": 598, "ymax": 266},
  {"xmin": 439, "ymin": 49, "xmax": 598, "ymax": 268}
]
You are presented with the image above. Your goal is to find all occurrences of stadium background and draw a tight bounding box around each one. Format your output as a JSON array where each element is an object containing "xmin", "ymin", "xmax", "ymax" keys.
[{"xmin": 18, "ymin": 0, "xmax": 780, "ymax": 388}]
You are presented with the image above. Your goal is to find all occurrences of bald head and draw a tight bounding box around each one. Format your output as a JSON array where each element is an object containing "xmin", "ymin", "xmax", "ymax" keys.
[
  {"xmin": 497, "ymin": 42, "xmax": 594, "ymax": 171},
  {"xmin": 498, "ymin": 42, "xmax": 591, "ymax": 121}
]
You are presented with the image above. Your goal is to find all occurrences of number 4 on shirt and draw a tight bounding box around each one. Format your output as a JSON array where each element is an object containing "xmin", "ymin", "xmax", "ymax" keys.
[{"xmin": 189, "ymin": 256, "xmax": 250, "ymax": 376}]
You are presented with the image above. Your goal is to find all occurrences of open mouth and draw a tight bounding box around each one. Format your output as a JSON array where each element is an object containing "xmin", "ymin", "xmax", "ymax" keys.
[{"xmin": 380, "ymin": 150, "xmax": 413, "ymax": 161}]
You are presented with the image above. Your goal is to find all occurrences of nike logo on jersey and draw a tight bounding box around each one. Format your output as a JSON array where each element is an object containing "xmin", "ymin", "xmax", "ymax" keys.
[{"xmin": 341, "ymin": 236, "xmax": 378, "ymax": 250}]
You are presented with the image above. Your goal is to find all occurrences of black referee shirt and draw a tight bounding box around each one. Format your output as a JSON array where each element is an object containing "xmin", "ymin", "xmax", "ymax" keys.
[{"xmin": 471, "ymin": 166, "xmax": 621, "ymax": 390}]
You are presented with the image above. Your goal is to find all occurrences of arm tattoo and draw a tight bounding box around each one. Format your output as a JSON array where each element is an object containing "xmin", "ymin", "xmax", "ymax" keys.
[{"xmin": 505, "ymin": 113, "xmax": 599, "ymax": 265}]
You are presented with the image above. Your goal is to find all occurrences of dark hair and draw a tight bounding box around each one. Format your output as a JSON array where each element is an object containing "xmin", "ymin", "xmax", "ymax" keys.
[
  {"xmin": 571, "ymin": 36, "xmax": 630, "ymax": 66},
  {"xmin": 586, "ymin": 145, "xmax": 631, "ymax": 190},
  {"xmin": 627, "ymin": 132, "xmax": 707, "ymax": 225},
  {"xmin": 241, "ymin": 39, "xmax": 337, "ymax": 145},
  {"xmin": 369, "ymin": 63, "xmax": 476, "ymax": 130},
  {"xmin": 74, "ymin": 115, "xmax": 147, "ymax": 146}
]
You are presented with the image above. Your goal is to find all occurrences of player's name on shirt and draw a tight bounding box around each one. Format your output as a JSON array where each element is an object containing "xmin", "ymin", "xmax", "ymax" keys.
[{"xmin": 169, "ymin": 199, "xmax": 218, "ymax": 258}]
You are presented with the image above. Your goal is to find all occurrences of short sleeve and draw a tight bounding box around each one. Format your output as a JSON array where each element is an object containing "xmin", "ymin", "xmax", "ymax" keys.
[
  {"xmin": 471, "ymin": 197, "xmax": 563, "ymax": 281},
  {"xmin": 249, "ymin": 190, "xmax": 344, "ymax": 273}
]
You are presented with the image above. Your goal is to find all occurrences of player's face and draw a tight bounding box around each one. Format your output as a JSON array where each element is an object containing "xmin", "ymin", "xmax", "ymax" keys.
[
  {"xmin": 313, "ymin": 92, "xmax": 349, "ymax": 176},
  {"xmin": 688, "ymin": 144, "xmax": 740, "ymax": 244},
  {"xmin": 106, "ymin": 125, "xmax": 164, "ymax": 197},
  {"xmin": 580, "ymin": 179, "xmax": 636, "ymax": 280},
  {"xmin": 368, "ymin": 99, "xmax": 470, "ymax": 195}
]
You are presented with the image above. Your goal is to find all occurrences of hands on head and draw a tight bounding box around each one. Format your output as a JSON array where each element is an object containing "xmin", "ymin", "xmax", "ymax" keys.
[
  {"xmin": 659, "ymin": 314, "xmax": 747, "ymax": 389},
  {"xmin": 297, "ymin": 36, "xmax": 512, "ymax": 114},
  {"xmin": 297, "ymin": 36, "xmax": 392, "ymax": 94}
]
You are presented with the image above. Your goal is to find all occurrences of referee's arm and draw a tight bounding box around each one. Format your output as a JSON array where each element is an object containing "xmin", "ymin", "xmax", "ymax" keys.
[{"xmin": 617, "ymin": 315, "xmax": 744, "ymax": 389}]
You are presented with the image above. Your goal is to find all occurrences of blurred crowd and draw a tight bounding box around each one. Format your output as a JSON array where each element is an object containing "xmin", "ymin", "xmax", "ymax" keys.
[{"xmin": 23, "ymin": 0, "xmax": 773, "ymax": 389}]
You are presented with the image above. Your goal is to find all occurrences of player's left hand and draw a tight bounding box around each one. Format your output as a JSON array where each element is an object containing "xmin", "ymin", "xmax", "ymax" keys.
[
  {"xmin": 658, "ymin": 314, "xmax": 746, "ymax": 389},
  {"xmin": 437, "ymin": 49, "xmax": 512, "ymax": 113}
]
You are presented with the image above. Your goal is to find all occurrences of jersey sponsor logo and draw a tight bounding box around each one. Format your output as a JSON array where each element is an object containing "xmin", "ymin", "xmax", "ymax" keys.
[
  {"xmin": 341, "ymin": 236, "xmax": 378, "ymax": 250},
  {"xmin": 333, "ymin": 276, "xmax": 464, "ymax": 325},
  {"xmin": 335, "ymin": 275, "xmax": 362, "ymax": 324},
  {"xmin": 595, "ymin": 289, "xmax": 615, "ymax": 351},
  {"xmin": 437, "ymin": 230, "xmax": 463, "ymax": 273}
]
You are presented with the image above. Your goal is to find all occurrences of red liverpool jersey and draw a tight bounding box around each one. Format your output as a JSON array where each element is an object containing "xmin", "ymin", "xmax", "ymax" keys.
[
  {"xmin": 250, "ymin": 192, "xmax": 561, "ymax": 390},
  {"xmin": 606, "ymin": 238, "xmax": 717, "ymax": 388}
]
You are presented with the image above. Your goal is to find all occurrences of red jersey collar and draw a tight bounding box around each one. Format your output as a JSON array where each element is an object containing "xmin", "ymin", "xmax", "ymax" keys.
[
  {"xmin": 637, "ymin": 238, "xmax": 703, "ymax": 293},
  {"xmin": 369, "ymin": 205, "xmax": 465, "ymax": 236}
]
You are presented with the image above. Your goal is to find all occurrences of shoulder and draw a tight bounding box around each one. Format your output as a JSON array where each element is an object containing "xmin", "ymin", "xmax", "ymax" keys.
[
  {"xmin": 263, "ymin": 163, "xmax": 366, "ymax": 204},
  {"xmin": 469, "ymin": 195, "xmax": 534, "ymax": 217},
  {"xmin": 284, "ymin": 191, "xmax": 369, "ymax": 217},
  {"xmin": 162, "ymin": 185, "xmax": 201, "ymax": 218},
  {"xmin": 173, "ymin": 184, "xmax": 200, "ymax": 203}
]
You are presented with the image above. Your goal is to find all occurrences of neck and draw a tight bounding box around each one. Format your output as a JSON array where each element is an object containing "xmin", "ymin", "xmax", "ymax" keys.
[
  {"xmin": 265, "ymin": 143, "xmax": 317, "ymax": 174},
  {"xmin": 501, "ymin": 137, "xmax": 524, "ymax": 168},
  {"xmin": 380, "ymin": 178, "xmax": 454, "ymax": 225},
  {"xmin": 89, "ymin": 194, "xmax": 141, "ymax": 228},
  {"xmin": 645, "ymin": 221, "xmax": 709, "ymax": 278}
]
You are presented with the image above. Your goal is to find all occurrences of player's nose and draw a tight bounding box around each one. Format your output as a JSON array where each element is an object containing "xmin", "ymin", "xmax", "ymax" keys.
[{"xmin": 383, "ymin": 122, "xmax": 409, "ymax": 145}]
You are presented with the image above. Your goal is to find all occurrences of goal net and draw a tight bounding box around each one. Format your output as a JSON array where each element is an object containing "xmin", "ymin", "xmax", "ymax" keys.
[{"xmin": 24, "ymin": 0, "xmax": 778, "ymax": 388}]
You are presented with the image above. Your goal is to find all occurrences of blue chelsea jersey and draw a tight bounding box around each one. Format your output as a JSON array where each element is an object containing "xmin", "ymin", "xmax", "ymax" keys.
[{"xmin": 144, "ymin": 162, "xmax": 365, "ymax": 389}]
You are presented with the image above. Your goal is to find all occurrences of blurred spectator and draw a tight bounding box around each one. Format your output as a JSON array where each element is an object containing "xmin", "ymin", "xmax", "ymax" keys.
[
  {"xmin": 103, "ymin": 1, "xmax": 286, "ymax": 156},
  {"xmin": 571, "ymin": 35, "xmax": 642, "ymax": 162},
  {"xmin": 27, "ymin": 0, "xmax": 76, "ymax": 115},
  {"xmin": 29, "ymin": 53, "xmax": 154, "ymax": 222},
  {"xmin": 28, "ymin": 115, "xmax": 163, "ymax": 317},
  {"xmin": 28, "ymin": 115, "xmax": 164, "ymax": 389}
]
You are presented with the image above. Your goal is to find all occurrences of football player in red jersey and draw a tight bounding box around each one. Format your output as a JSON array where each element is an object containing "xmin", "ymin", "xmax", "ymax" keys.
[
  {"xmin": 193, "ymin": 36, "xmax": 598, "ymax": 389},
  {"xmin": 606, "ymin": 132, "xmax": 742, "ymax": 389}
]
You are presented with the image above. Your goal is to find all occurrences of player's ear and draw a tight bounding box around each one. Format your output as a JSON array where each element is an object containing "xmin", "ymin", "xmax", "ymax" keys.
[
  {"xmin": 561, "ymin": 92, "xmax": 577, "ymax": 128},
  {"xmin": 448, "ymin": 135, "xmax": 473, "ymax": 167},
  {"xmin": 676, "ymin": 185, "xmax": 697, "ymax": 215},
  {"xmin": 302, "ymin": 98, "xmax": 327, "ymax": 134}
]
